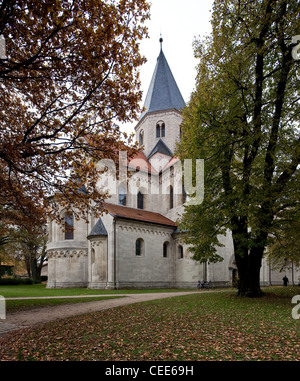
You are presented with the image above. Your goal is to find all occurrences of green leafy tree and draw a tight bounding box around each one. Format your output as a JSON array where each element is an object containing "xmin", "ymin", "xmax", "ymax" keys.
[
  {"xmin": 0, "ymin": 223, "xmax": 47, "ymax": 282},
  {"xmin": 177, "ymin": 0, "xmax": 300, "ymax": 296},
  {"xmin": 16, "ymin": 225, "xmax": 48, "ymax": 283},
  {"xmin": 267, "ymin": 185, "xmax": 300, "ymax": 274}
]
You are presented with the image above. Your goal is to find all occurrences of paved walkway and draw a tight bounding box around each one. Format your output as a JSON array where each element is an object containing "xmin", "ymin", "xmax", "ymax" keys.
[{"xmin": 0, "ymin": 291, "xmax": 203, "ymax": 336}]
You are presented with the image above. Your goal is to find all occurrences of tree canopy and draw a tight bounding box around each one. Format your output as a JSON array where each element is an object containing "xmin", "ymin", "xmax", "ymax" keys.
[
  {"xmin": 0, "ymin": 0, "xmax": 150, "ymax": 230},
  {"xmin": 177, "ymin": 0, "xmax": 300, "ymax": 296}
]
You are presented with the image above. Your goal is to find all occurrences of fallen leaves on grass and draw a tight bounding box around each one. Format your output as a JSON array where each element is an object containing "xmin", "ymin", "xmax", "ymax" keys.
[{"xmin": 0, "ymin": 289, "xmax": 299, "ymax": 361}]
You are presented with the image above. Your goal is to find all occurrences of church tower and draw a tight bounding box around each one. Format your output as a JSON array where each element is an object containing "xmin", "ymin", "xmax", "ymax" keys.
[{"xmin": 135, "ymin": 38, "xmax": 185, "ymax": 159}]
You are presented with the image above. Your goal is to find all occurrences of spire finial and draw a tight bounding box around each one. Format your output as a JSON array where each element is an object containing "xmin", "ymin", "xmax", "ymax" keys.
[{"xmin": 159, "ymin": 34, "xmax": 163, "ymax": 50}]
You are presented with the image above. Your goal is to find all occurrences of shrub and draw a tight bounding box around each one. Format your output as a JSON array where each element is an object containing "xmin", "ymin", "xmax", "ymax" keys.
[{"xmin": 0, "ymin": 278, "xmax": 33, "ymax": 285}]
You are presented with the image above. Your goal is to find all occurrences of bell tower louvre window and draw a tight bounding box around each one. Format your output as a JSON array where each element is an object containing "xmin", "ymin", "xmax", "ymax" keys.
[
  {"xmin": 156, "ymin": 124, "xmax": 160, "ymax": 138},
  {"xmin": 156, "ymin": 121, "xmax": 165, "ymax": 138}
]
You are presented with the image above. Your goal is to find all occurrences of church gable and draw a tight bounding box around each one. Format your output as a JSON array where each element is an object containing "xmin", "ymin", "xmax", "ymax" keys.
[
  {"xmin": 148, "ymin": 139, "xmax": 173, "ymax": 159},
  {"xmin": 149, "ymin": 152, "xmax": 172, "ymax": 173}
]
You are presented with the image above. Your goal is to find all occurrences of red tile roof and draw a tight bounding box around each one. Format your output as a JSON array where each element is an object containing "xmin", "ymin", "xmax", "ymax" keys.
[
  {"xmin": 104, "ymin": 203, "xmax": 177, "ymax": 228},
  {"xmin": 162, "ymin": 156, "xmax": 180, "ymax": 172},
  {"xmin": 127, "ymin": 151, "xmax": 158, "ymax": 175}
]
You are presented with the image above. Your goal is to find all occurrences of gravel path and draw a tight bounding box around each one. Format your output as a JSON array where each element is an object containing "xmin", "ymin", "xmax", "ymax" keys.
[{"xmin": 0, "ymin": 291, "xmax": 201, "ymax": 336}]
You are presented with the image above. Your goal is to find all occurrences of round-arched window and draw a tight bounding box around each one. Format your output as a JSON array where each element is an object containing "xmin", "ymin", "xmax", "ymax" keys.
[
  {"xmin": 139, "ymin": 130, "xmax": 144, "ymax": 146},
  {"xmin": 64, "ymin": 212, "xmax": 74, "ymax": 240},
  {"xmin": 156, "ymin": 121, "xmax": 165, "ymax": 138},
  {"xmin": 178, "ymin": 245, "xmax": 184, "ymax": 259},
  {"xmin": 119, "ymin": 185, "xmax": 126, "ymax": 206},
  {"xmin": 163, "ymin": 241, "xmax": 169, "ymax": 258},
  {"xmin": 136, "ymin": 238, "xmax": 144, "ymax": 256}
]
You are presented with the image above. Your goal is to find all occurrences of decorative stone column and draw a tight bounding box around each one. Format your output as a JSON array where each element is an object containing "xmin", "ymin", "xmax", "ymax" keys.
[{"xmin": 87, "ymin": 218, "xmax": 108, "ymax": 289}]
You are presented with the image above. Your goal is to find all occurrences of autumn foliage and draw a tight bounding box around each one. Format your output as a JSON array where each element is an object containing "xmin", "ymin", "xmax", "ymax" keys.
[
  {"xmin": 0, "ymin": 289, "xmax": 298, "ymax": 361},
  {"xmin": 0, "ymin": 0, "xmax": 150, "ymax": 229}
]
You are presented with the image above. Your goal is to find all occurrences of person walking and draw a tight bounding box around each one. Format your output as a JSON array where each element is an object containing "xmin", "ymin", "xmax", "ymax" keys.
[{"xmin": 282, "ymin": 275, "xmax": 289, "ymax": 286}]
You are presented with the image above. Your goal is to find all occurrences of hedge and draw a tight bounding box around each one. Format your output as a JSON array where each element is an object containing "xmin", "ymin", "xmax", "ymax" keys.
[{"xmin": 0, "ymin": 278, "xmax": 34, "ymax": 285}]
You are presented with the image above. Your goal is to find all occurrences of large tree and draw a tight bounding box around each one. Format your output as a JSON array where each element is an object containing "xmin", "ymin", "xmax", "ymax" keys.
[
  {"xmin": 0, "ymin": 224, "xmax": 47, "ymax": 282},
  {"xmin": 16, "ymin": 225, "xmax": 48, "ymax": 283},
  {"xmin": 177, "ymin": 0, "xmax": 300, "ymax": 296},
  {"xmin": 0, "ymin": 0, "xmax": 149, "ymax": 228}
]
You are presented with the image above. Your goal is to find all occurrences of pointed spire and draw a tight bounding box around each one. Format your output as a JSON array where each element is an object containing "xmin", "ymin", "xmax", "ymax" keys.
[
  {"xmin": 87, "ymin": 218, "xmax": 107, "ymax": 239},
  {"xmin": 140, "ymin": 38, "xmax": 185, "ymax": 120}
]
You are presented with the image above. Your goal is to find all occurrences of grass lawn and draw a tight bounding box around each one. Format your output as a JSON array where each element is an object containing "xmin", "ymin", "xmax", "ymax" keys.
[
  {"xmin": 0, "ymin": 286, "xmax": 299, "ymax": 361},
  {"xmin": 0, "ymin": 283, "xmax": 190, "ymax": 298},
  {"xmin": 0, "ymin": 283, "xmax": 191, "ymax": 313}
]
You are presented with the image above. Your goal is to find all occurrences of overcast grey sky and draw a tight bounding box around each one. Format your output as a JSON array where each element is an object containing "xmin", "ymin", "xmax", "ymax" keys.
[{"xmin": 122, "ymin": 0, "xmax": 214, "ymax": 134}]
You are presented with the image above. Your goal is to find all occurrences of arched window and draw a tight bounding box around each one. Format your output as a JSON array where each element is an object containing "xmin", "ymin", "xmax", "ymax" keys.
[
  {"xmin": 156, "ymin": 124, "xmax": 160, "ymax": 138},
  {"xmin": 169, "ymin": 186, "xmax": 174, "ymax": 209},
  {"xmin": 163, "ymin": 242, "xmax": 169, "ymax": 258},
  {"xmin": 119, "ymin": 185, "xmax": 126, "ymax": 206},
  {"xmin": 136, "ymin": 238, "xmax": 144, "ymax": 256},
  {"xmin": 156, "ymin": 121, "xmax": 165, "ymax": 138},
  {"xmin": 139, "ymin": 130, "xmax": 144, "ymax": 146},
  {"xmin": 64, "ymin": 212, "xmax": 74, "ymax": 240},
  {"xmin": 48, "ymin": 221, "xmax": 52, "ymax": 242},
  {"xmin": 178, "ymin": 245, "xmax": 184, "ymax": 259},
  {"xmin": 91, "ymin": 248, "xmax": 95, "ymax": 265},
  {"xmin": 137, "ymin": 191, "xmax": 144, "ymax": 209}
]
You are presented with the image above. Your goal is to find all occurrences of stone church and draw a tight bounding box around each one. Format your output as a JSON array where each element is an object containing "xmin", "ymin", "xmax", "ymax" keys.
[{"xmin": 46, "ymin": 41, "xmax": 299, "ymax": 289}]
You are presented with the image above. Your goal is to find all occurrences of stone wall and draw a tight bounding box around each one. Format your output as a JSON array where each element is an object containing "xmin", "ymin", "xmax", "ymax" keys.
[
  {"xmin": 135, "ymin": 110, "xmax": 182, "ymax": 157},
  {"xmin": 46, "ymin": 207, "xmax": 89, "ymax": 288},
  {"xmin": 115, "ymin": 220, "xmax": 175, "ymax": 288},
  {"xmin": 47, "ymin": 248, "xmax": 88, "ymax": 288}
]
